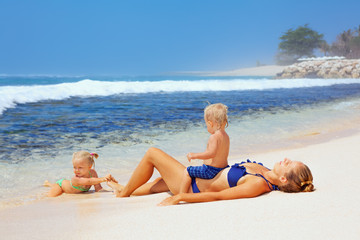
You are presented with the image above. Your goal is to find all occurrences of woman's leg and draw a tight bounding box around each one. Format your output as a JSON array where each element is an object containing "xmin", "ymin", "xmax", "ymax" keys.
[
  {"xmin": 118, "ymin": 147, "xmax": 185, "ymax": 197},
  {"xmin": 179, "ymin": 169, "xmax": 191, "ymax": 193},
  {"xmin": 132, "ymin": 177, "xmax": 169, "ymax": 195},
  {"xmin": 108, "ymin": 177, "xmax": 169, "ymax": 196}
]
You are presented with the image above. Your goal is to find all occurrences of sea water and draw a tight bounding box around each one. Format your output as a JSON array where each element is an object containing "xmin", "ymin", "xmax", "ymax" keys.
[{"xmin": 1, "ymin": 75, "xmax": 360, "ymax": 207}]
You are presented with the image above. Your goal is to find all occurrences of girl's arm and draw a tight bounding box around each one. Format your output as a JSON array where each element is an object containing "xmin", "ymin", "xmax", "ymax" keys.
[
  {"xmin": 91, "ymin": 170, "xmax": 103, "ymax": 192},
  {"xmin": 71, "ymin": 173, "xmax": 115, "ymax": 190},
  {"xmin": 71, "ymin": 176, "xmax": 106, "ymax": 186},
  {"xmin": 159, "ymin": 177, "xmax": 269, "ymax": 206}
]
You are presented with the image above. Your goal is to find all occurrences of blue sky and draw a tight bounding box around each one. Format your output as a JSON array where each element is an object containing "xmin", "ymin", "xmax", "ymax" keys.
[{"xmin": 1, "ymin": 0, "xmax": 359, "ymax": 75}]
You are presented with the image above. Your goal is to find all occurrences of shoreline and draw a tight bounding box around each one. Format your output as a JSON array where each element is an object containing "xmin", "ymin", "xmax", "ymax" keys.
[
  {"xmin": 174, "ymin": 65, "xmax": 287, "ymax": 77},
  {"xmin": 2, "ymin": 72, "xmax": 360, "ymax": 239},
  {"xmin": 2, "ymin": 76, "xmax": 360, "ymax": 211},
  {"xmin": 2, "ymin": 101, "xmax": 359, "ymax": 211},
  {"xmin": 1, "ymin": 122, "xmax": 360, "ymax": 239}
]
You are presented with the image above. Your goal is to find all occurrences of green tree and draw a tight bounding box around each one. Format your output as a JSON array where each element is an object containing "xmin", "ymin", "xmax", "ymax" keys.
[
  {"xmin": 276, "ymin": 24, "xmax": 325, "ymax": 65},
  {"xmin": 331, "ymin": 29, "xmax": 352, "ymax": 56},
  {"xmin": 356, "ymin": 25, "xmax": 360, "ymax": 36},
  {"xmin": 349, "ymin": 36, "xmax": 360, "ymax": 58},
  {"xmin": 330, "ymin": 25, "xmax": 360, "ymax": 58},
  {"xmin": 319, "ymin": 41, "xmax": 331, "ymax": 56}
]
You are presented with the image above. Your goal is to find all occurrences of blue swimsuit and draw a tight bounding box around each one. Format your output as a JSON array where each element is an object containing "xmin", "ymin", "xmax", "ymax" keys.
[
  {"xmin": 191, "ymin": 160, "xmax": 279, "ymax": 193},
  {"xmin": 187, "ymin": 164, "xmax": 229, "ymax": 179}
]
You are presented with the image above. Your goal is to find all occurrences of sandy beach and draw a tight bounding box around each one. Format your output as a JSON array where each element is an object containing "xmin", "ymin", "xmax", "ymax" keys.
[
  {"xmin": 205, "ymin": 65, "xmax": 287, "ymax": 76},
  {"xmin": 1, "ymin": 65, "xmax": 360, "ymax": 240},
  {"xmin": 1, "ymin": 123, "xmax": 360, "ymax": 239},
  {"xmin": 176, "ymin": 65, "xmax": 287, "ymax": 77},
  {"xmin": 3, "ymin": 1, "xmax": 360, "ymax": 239}
]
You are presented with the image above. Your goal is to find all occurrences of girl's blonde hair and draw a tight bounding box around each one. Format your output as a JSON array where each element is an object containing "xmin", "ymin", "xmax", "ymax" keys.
[
  {"xmin": 279, "ymin": 163, "xmax": 314, "ymax": 193},
  {"xmin": 204, "ymin": 103, "xmax": 228, "ymax": 128},
  {"xmin": 72, "ymin": 150, "xmax": 99, "ymax": 168}
]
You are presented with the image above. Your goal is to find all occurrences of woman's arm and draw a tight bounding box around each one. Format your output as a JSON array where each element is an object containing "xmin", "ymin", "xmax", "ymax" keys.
[{"xmin": 159, "ymin": 177, "xmax": 269, "ymax": 206}]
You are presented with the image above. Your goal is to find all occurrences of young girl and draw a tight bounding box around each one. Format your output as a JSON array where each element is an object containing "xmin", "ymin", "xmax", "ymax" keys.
[{"xmin": 44, "ymin": 150, "xmax": 117, "ymax": 197}]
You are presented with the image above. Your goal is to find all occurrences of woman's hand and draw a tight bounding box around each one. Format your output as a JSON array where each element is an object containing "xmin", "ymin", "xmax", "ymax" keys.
[
  {"xmin": 158, "ymin": 194, "xmax": 181, "ymax": 206},
  {"xmin": 109, "ymin": 174, "xmax": 118, "ymax": 183}
]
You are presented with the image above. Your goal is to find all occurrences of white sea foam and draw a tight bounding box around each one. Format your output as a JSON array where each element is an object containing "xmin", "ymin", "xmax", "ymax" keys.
[{"xmin": 1, "ymin": 78, "xmax": 360, "ymax": 114}]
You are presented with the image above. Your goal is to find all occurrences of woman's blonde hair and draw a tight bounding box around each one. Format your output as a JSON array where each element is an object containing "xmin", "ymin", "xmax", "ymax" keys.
[
  {"xmin": 72, "ymin": 150, "xmax": 99, "ymax": 168},
  {"xmin": 279, "ymin": 163, "xmax": 314, "ymax": 193},
  {"xmin": 204, "ymin": 103, "xmax": 228, "ymax": 128}
]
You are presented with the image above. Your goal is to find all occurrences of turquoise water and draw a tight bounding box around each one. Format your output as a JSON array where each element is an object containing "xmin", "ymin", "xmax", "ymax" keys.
[{"xmin": 1, "ymin": 75, "xmax": 360, "ymax": 206}]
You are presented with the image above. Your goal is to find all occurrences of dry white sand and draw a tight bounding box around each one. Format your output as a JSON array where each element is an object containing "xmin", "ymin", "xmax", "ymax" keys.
[
  {"xmin": 205, "ymin": 65, "xmax": 286, "ymax": 76},
  {"xmin": 1, "ymin": 128, "xmax": 360, "ymax": 240},
  {"xmin": 175, "ymin": 65, "xmax": 286, "ymax": 77}
]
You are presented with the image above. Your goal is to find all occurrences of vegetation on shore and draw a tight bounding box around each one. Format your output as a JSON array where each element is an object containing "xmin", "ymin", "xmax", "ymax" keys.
[{"xmin": 276, "ymin": 24, "xmax": 360, "ymax": 65}]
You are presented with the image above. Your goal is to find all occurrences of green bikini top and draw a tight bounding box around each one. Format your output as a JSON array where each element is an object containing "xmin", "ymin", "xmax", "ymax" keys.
[{"xmin": 71, "ymin": 171, "xmax": 92, "ymax": 192}]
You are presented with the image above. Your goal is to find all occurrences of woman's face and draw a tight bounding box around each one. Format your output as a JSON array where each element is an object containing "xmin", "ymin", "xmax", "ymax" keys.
[{"xmin": 273, "ymin": 158, "xmax": 303, "ymax": 178}]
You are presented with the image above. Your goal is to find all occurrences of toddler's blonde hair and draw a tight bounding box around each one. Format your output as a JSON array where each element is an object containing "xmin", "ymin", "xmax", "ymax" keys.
[
  {"xmin": 72, "ymin": 150, "xmax": 99, "ymax": 168},
  {"xmin": 204, "ymin": 103, "xmax": 228, "ymax": 128}
]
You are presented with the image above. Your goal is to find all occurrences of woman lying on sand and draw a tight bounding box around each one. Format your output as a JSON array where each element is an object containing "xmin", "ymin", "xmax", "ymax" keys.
[{"xmin": 107, "ymin": 147, "xmax": 314, "ymax": 206}]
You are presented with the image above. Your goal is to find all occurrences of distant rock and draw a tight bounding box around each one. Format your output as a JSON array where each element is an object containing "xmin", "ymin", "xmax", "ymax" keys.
[{"xmin": 276, "ymin": 59, "xmax": 360, "ymax": 79}]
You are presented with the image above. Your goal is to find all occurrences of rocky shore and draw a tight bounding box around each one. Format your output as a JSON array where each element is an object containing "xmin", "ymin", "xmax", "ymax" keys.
[{"xmin": 276, "ymin": 59, "xmax": 360, "ymax": 79}]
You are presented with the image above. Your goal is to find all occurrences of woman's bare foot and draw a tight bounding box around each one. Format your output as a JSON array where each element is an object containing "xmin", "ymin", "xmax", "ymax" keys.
[
  {"xmin": 43, "ymin": 180, "xmax": 52, "ymax": 187},
  {"xmin": 107, "ymin": 181, "xmax": 124, "ymax": 197}
]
